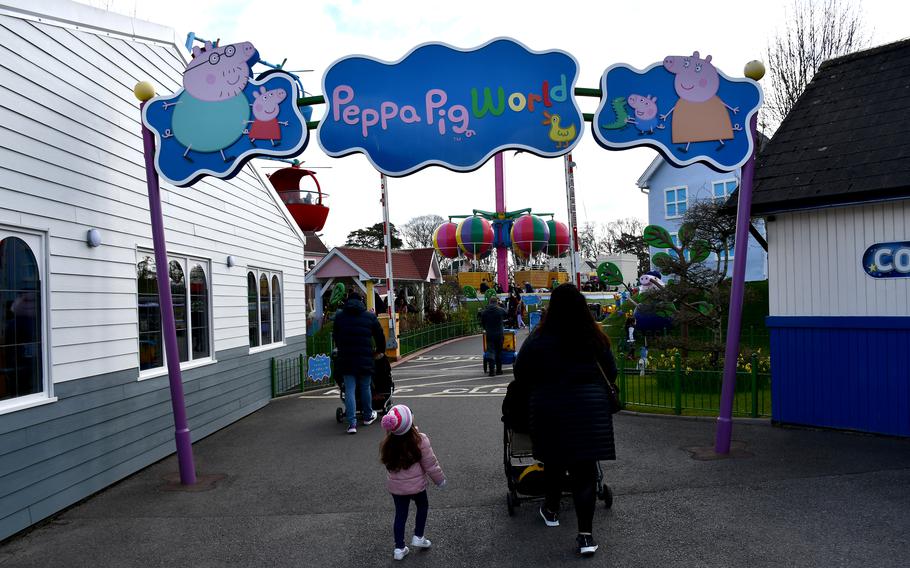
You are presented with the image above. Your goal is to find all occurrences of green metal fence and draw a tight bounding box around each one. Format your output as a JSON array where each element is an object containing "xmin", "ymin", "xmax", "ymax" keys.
[
  {"xmin": 271, "ymin": 319, "xmax": 481, "ymax": 397},
  {"xmin": 617, "ymin": 352, "xmax": 771, "ymax": 417},
  {"xmin": 399, "ymin": 320, "xmax": 481, "ymax": 357}
]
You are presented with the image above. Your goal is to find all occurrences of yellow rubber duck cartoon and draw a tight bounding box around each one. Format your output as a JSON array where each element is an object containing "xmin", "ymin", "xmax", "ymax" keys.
[{"xmin": 542, "ymin": 111, "xmax": 576, "ymax": 149}]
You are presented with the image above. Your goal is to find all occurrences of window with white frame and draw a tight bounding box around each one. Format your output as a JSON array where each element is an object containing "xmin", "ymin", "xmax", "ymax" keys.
[
  {"xmin": 712, "ymin": 179, "xmax": 737, "ymax": 201},
  {"xmin": 248, "ymin": 268, "xmax": 283, "ymax": 348},
  {"xmin": 0, "ymin": 231, "xmax": 46, "ymax": 404},
  {"xmin": 665, "ymin": 187, "xmax": 687, "ymax": 218},
  {"xmin": 137, "ymin": 252, "xmax": 211, "ymax": 372}
]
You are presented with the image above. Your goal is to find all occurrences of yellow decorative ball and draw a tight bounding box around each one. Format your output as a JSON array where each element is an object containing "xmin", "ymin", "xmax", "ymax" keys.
[
  {"xmin": 133, "ymin": 81, "xmax": 156, "ymax": 102},
  {"xmin": 744, "ymin": 60, "xmax": 766, "ymax": 81}
]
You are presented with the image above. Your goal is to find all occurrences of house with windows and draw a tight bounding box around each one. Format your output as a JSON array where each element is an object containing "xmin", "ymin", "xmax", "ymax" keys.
[
  {"xmin": 0, "ymin": 0, "xmax": 307, "ymax": 540},
  {"xmin": 637, "ymin": 156, "xmax": 768, "ymax": 281}
]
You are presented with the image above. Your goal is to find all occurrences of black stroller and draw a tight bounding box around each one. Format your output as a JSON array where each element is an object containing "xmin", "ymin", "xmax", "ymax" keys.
[
  {"xmin": 502, "ymin": 422, "xmax": 613, "ymax": 516},
  {"xmin": 334, "ymin": 355, "xmax": 395, "ymax": 423}
]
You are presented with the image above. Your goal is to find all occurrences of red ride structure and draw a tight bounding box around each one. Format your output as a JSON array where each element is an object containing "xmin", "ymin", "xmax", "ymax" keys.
[{"xmin": 267, "ymin": 164, "xmax": 330, "ymax": 232}]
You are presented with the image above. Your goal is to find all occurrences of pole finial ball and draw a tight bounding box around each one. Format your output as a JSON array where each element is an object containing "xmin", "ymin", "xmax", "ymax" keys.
[
  {"xmin": 744, "ymin": 60, "xmax": 766, "ymax": 81},
  {"xmin": 134, "ymin": 81, "xmax": 156, "ymax": 102}
]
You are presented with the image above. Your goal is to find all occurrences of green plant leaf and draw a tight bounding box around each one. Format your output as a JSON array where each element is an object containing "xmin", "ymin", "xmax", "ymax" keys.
[
  {"xmin": 652, "ymin": 252, "xmax": 673, "ymax": 267},
  {"xmin": 643, "ymin": 225, "xmax": 674, "ymax": 249},
  {"xmin": 597, "ymin": 262, "xmax": 624, "ymax": 286},
  {"xmin": 690, "ymin": 240, "xmax": 711, "ymax": 263},
  {"xmin": 484, "ymin": 288, "xmax": 498, "ymax": 301},
  {"xmin": 462, "ymin": 285, "xmax": 477, "ymax": 298}
]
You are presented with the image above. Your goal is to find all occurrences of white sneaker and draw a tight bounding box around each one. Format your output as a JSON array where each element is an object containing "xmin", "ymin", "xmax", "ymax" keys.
[
  {"xmin": 346, "ymin": 425, "xmax": 357, "ymax": 434},
  {"xmin": 363, "ymin": 413, "xmax": 377, "ymax": 425},
  {"xmin": 410, "ymin": 535, "xmax": 432, "ymax": 549},
  {"xmin": 393, "ymin": 546, "xmax": 410, "ymax": 560}
]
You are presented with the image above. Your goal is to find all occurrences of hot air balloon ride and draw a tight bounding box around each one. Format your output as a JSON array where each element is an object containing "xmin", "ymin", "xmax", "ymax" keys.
[
  {"xmin": 510, "ymin": 215, "xmax": 550, "ymax": 258},
  {"xmin": 432, "ymin": 222, "xmax": 460, "ymax": 259},
  {"xmin": 545, "ymin": 220, "xmax": 571, "ymax": 257},
  {"xmin": 267, "ymin": 163, "xmax": 330, "ymax": 232},
  {"xmin": 456, "ymin": 216, "xmax": 494, "ymax": 259}
]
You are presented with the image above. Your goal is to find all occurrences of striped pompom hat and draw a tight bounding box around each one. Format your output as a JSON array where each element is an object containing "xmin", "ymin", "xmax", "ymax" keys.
[{"xmin": 381, "ymin": 404, "xmax": 413, "ymax": 436}]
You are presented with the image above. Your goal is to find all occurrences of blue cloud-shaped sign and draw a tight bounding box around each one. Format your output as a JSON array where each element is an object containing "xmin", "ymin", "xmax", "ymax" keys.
[
  {"xmin": 318, "ymin": 38, "xmax": 583, "ymax": 177},
  {"xmin": 307, "ymin": 354, "xmax": 332, "ymax": 382},
  {"xmin": 593, "ymin": 52, "xmax": 762, "ymax": 172},
  {"xmin": 143, "ymin": 65, "xmax": 308, "ymax": 187}
]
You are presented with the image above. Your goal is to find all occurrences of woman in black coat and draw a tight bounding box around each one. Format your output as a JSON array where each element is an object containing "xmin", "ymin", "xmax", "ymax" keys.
[{"xmin": 504, "ymin": 284, "xmax": 617, "ymax": 557}]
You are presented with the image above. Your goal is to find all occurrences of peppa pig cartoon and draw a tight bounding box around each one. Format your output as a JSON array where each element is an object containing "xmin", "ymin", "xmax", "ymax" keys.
[
  {"xmin": 625, "ymin": 94, "xmax": 665, "ymax": 135},
  {"xmin": 660, "ymin": 52, "xmax": 742, "ymax": 152},
  {"xmin": 163, "ymin": 41, "xmax": 259, "ymax": 162},
  {"xmin": 246, "ymin": 86, "xmax": 289, "ymax": 146}
]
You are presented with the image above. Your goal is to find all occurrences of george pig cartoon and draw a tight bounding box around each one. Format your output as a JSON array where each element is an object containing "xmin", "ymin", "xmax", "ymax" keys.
[
  {"xmin": 246, "ymin": 86, "xmax": 289, "ymax": 146},
  {"xmin": 625, "ymin": 94, "xmax": 665, "ymax": 135},
  {"xmin": 164, "ymin": 41, "xmax": 258, "ymax": 162},
  {"xmin": 660, "ymin": 52, "xmax": 742, "ymax": 152}
]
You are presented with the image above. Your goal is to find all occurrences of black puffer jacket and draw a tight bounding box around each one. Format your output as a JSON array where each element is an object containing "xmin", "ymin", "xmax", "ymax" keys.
[
  {"xmin": 507, "ymin": 331, "xmax": 617, "ymax": 463},
  {"xmin": 332, "ymin": 298, "xmax": 386, "ymax": 376}
]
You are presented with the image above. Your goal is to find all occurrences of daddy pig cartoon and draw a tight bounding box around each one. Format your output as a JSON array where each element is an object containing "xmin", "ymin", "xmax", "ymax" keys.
[
  {"xmin": 247, "ymin": 86, "xmax": 289, "ymax": 146},
  {"xmin": 164, "ymin": 41, "xmax": 258, "ymax": 162},
  {"xmin": 660, "ymin": 52, "xmax": 742, "ymax": 152}
]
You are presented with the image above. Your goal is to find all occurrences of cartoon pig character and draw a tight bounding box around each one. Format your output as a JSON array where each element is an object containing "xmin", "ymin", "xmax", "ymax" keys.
[
  {"xmin": 247, "ymin": 86, "xmax": 289, "ymax": 146},
  {"xmin": 167, "ymin": 41, "xmax": 259, "ymax": 161},
  {"xmin": 625, "ymin": 94, "xmax": 665, "ymax": 135},
  {"xmin": 660, "ymin": 52, "xmax": 741, "ymax": 151}
]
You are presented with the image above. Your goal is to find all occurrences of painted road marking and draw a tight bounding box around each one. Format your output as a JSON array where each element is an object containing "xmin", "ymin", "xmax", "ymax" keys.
[{"xmin": 411, "ymin": 355, "xmax": 482, "ymax": 362}]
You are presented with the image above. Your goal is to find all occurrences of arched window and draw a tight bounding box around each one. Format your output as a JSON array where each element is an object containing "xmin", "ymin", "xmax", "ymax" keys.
[
  {"xmin": 248, "ymin": 272, "xmax": 259, "ymax": 347},
  {"xmin": 260, "ymin": 274, "xmax": 272, "ymax": 345},
  {"xmin": 190, "ymin": 265, "xmax": 209, "ymax": 360},
  {"xmin": 137, "ymin": 254, "xmax": 212, "ymax": 372},
  {"xmin": 1, "ymin": 236, "xmax": 43, "ymax": 401},
  {"xmin": 271, "ymin": 275, "xmax": 282, "ymax": 343}
]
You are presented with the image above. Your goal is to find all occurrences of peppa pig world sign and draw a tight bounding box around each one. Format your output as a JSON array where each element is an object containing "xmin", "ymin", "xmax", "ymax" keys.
[
  {"xmin": 593, "ymin": 52, "xmax": 762, "ymax": 172},
  {"xmin": 142, "ymin": 40, "xmax": 309, "ymax": 187},
  {"xmin": 317, "ymin": 38, "xmax": 583, "ymax": 177}
]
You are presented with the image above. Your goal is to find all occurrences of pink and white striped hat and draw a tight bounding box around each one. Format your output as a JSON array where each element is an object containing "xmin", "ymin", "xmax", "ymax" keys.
[{"xmin": 381, "ymin": 404, "xmax": 413, "ymax": 436}]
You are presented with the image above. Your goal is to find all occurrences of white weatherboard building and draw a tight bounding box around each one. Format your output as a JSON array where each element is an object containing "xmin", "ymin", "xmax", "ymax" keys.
[{"xmin": 0, "ymin": 0, "xmax": 308, "ymax": 539}]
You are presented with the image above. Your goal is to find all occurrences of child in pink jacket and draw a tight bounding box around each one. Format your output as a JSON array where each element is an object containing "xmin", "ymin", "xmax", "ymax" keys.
[{"xmin": 380, "ymin": 404, "xmax": 446, "ymax": 561}]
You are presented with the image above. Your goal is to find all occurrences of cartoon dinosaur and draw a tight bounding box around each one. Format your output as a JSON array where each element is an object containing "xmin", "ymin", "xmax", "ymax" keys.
[
  {"xmin": 542, "ymin": 111, "xmax": 576, "ymax": 149},
  {"xmin": 600, "ymin": 96, "xmax": 631, "ymax": 130}
]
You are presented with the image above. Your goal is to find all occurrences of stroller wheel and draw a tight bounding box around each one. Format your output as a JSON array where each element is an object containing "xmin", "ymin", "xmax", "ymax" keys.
[
  {"xmin": 335, "ymin": 407, "xmax": 343, "ymax": 423},
  {"xmin": 600, "ymin": 483, "xmax": 613, "ymax": 509},
  {"xmin": 506, "ymin": 493, "xmax": 516, "ymax": 517}
]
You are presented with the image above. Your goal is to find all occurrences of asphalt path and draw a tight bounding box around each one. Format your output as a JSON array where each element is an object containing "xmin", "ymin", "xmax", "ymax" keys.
[{"xmin": 2, "ymin": 331, "xmax": 909, "ymax": 567}]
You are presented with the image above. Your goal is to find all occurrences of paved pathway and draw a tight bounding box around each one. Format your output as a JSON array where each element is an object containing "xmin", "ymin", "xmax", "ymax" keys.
[{"xmin": 2, "ymin": 333, "xmax": 909, "ymax": 567}]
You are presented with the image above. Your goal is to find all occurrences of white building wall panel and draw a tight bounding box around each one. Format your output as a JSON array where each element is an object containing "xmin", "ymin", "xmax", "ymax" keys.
[
  {"xmin": 0, "ymin": 13, "xmax": 306, "ymax": 383},
  {"xmin": 768, "ymin": 201, "xmax": 910, "ymax": 317}
]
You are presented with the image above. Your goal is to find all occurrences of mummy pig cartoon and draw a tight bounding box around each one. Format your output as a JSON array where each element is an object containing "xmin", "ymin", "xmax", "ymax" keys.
[{"xmin": 660, "ymin": 52, "xmax": 742, "ymax": 151}]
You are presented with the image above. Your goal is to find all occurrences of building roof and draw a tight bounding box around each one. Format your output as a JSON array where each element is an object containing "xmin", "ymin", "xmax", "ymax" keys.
[
  {"xmin": 306, "ymin": 246, "xmax": 439, "ymax": 283},
  {"xmin": 750, "ymin": 38, "xmax": 910, "ymax": 215},
  {"xmin": 303, "ymin": 231, "xmax": 329, "ymax": 256}
]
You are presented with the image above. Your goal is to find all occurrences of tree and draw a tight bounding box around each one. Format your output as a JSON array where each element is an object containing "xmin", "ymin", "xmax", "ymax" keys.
[
  {"xmin": 764, "ymin": 0, "xmax": 869, "ymax": 130},
  {"xmin": 613, "ymin": 232, "xmax": 649, "ymax": 278},
  {"xmin": 344, "ymin": 222, "xmax": 402, "ymax": 249},
  {"xmin": 401, "ymin": 214, "xmax": 445, "ymax": 248}
]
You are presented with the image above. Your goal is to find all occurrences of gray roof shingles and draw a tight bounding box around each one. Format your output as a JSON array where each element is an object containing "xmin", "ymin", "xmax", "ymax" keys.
[{"xmin": 751, "ymin": 38, "xmax": 910, "ymax": 214}]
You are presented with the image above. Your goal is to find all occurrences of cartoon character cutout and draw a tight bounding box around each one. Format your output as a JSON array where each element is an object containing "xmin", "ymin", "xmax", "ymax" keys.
[
  {"xmin": 660, "ymin": 52, "xmax": 742, "ymax": 152},
  {"xmin": 162, "ymin": 40, "xmax": 258, "ymax": 162},
  {"xmin": 626, "ymin": 94, "xmax": 665, "ymax": 135},
  {"xmin": 246, "ymin": 86, "xmax": 289, "ymax": 146}
]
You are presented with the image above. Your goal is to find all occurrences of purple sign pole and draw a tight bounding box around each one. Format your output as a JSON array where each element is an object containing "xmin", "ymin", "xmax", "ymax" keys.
[
  {"xmin": 137, "ymin": 96, "xmax": 197, "ymax": 485},
  {"xmin": 494, "ymin": 153, "xmax": 509, "ymax": 292},
  {"xmin": 715, "ymin": 114, "xmax": 758, "ymax": 454}
]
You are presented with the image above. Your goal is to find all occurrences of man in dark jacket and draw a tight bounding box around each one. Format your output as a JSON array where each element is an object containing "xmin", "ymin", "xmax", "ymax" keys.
[
  {"xmin": 480, "ymin": 296, "xmax": 507, "ymax": 377},
  {"xmin": 332, "ymin": 291, "xmax": 386, "ymax": 434}
]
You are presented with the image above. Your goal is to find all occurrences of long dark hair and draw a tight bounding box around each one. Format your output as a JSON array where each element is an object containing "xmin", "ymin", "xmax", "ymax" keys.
[
  {"xmin": 380, "ymin": 427, "xmax": 422, "ymax": 472},
  {"xmin": 537, "ymin": 284, "xmax": 611, "ymax": 354}
]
